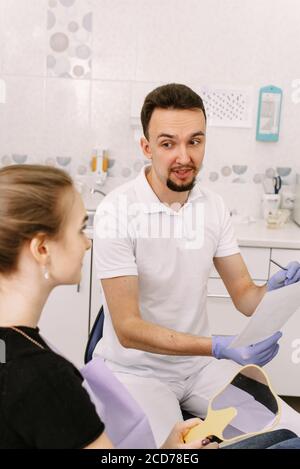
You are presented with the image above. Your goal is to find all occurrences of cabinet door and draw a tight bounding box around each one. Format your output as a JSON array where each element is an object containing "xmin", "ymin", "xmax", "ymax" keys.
[
  {"xmin": 89, "ymin": 241, "xmax": 103, "ymax": 332},
  {"xmin": 265, "ymin": 248, "xmax": 300, "ymax": 395},
  {"xmin": 209, "ymin": 247, "xmax": 270, "ymax": 281},
  {"xmin": 270, "ymin": 248, "xmax": 300, "ymax": 276},
  {"xmin": 207, "ymin": 278, "xmax": 250, "ymax": 335},
  {"xmin": 39, "ymin": 249, "xmax": 91, "ymax": 368},
  {"xmin": 264, "ymin": 312, "xmax": 300, "ymax": 396},
  {"xmin": 240, "ymin": 247, "xmax": 270, "ymax": 280}
]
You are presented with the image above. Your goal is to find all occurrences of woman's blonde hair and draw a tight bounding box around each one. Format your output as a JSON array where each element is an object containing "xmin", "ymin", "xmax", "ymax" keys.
[{"xmin": 0, "ymin": 164, "xmax": 74, "ymax": 274}]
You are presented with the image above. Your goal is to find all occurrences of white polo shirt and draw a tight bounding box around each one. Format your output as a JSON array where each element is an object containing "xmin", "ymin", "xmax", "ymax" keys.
[{"xmin": 93, "ymin": 166, "xmax": 239, "ymax": 379}]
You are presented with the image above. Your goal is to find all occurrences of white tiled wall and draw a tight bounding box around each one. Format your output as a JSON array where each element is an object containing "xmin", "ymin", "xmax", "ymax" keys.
[
  {"xmin": 0, "ymin": 0, "xmax": 300, "ymax": 217},
  {"xmin": 1, "ymin": 76, "xmax": 46, "ymax": 156},
  {"xmin": 93, "ymin": 0, "xmax": 137, "ymax": 81},
  {"xmin": 91, "ymin": 81, "xmax": 132, "ymax": 162},
  {"xmin": 45, "ymin": 78, "xmax": 91, "ymax": 158},
  {"xmin": 1, "ymin": 0, "xmax": 46, "ymax": 76}
]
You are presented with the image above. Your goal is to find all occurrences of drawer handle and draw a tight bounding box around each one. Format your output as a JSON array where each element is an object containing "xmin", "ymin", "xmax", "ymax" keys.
[
  {"xmin": 77, "ymin": 283, "xmax": 80, "ymax": 293},
  {"xmin": 207, "ymin": 293, "xmax": 231, "ymax": 299}
]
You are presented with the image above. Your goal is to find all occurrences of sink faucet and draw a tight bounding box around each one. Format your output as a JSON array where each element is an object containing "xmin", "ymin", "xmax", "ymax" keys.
[{"xmin": 90, "ymin": 188, "xmax": 106, "ymax": 197}]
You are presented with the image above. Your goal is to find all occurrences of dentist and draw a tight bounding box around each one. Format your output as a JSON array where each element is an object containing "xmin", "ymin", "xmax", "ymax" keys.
[{"xmin": 93, "ymin": 83, "xmax": 300, "ymax": 446}]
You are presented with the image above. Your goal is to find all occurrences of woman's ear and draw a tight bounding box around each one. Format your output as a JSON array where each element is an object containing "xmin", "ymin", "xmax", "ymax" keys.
[
  {"xmin": 29, "ymin": 234, "xmax": 50, "ymax": 265},
  {"xmin": 140, "ymin": 137, "xmax": 152, "ymax": 161}
]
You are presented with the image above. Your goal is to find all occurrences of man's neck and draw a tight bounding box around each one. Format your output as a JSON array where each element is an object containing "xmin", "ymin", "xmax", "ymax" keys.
[{"xmin": 146, "ymin": 166, "xmax": 190, "ymax": 208}]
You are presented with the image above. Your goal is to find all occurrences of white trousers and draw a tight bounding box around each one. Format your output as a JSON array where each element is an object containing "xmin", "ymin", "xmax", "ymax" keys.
[{"xmin": 108, "ymin": 358, "xmax": 300, "ymax": 447}]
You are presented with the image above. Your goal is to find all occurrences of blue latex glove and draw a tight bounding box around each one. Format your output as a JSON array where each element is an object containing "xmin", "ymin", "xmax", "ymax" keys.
[
  {"xmin": 212, "ymin": 331, "xmax": 282, "ymax": 366},
  {"xmin": 267, "ymin": 261, "xmax": 300, "ymax": 291}
]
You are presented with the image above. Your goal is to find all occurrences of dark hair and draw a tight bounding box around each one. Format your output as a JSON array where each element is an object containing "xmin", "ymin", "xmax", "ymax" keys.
[
  {"xmin": 0, "ymin": 164, "xmax": 74, "ymax": 275},
  {"xmin": 141, "ymin": 83, "xmax": 206, "ymax": 139}
]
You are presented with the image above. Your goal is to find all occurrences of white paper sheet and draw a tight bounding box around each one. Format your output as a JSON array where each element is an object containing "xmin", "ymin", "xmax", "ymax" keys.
[{"xmin": 229, "ymin": 282, "xmax": 300, "ymax": 348}]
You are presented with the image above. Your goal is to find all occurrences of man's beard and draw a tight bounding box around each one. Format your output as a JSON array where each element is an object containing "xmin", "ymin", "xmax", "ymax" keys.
[
  {"xmin": 166, "ymin": 175, "xmax": 197, "ymax": 192},
  {"xmin": 166, "ymin": 165, "xmax": 198, "ymax": 192}
]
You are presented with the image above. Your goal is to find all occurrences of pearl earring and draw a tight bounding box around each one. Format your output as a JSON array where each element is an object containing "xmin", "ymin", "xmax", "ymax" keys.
[{"xmin": 43, "ymin": 266, "xmax": 50, "ymax": 280}]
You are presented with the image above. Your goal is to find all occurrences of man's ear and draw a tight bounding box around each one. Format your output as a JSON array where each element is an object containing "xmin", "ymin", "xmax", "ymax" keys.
[
  {"xmin": 140, "ymin": 137, "xmax": 152, "ymax": 161},
  {"xmin": 29, "ymin": 234, "xmax": 50, "ymax": 265}
]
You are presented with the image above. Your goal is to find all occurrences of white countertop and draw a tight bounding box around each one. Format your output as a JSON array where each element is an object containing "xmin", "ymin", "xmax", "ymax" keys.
[{"xmin": 234, "ymin": 220, "xmax": 300, "ymax": 249}]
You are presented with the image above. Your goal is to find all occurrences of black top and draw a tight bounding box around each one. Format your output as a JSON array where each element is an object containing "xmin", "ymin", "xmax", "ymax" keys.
[{"xmin": 0, "ymin": 327, "xmax": 104, "ymax": 449}]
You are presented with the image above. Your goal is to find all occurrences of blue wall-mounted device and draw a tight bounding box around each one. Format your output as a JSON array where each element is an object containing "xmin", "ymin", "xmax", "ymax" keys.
[{"xmin": 256, "ymin": 85, "xmax": 282, "ymax": 142}]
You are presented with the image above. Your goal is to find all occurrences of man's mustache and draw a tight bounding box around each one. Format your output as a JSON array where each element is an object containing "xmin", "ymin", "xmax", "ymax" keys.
[{"xmin": 170, "ymin": 166, "xmax": 196, "ymax": 171}]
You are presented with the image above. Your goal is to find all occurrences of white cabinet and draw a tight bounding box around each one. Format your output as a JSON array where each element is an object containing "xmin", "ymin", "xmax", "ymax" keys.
[
  {"xmin": 210, "ymin": 247, "xmax": 270, "ymax": 280},
  {"xmin": 270, "ymin": 248, "xmax": 300, "ymax": 274},
  {"xmin": 264, "ymin": 311, "xmax": 300, "ymax": 396},
  {"xmin": 39, "ymin": 249, "xmax": 91, "ymax": 368},
  {"xmin": 207, "ymin": 277, "xmax": 265, "ymax": 335},
  {"xmin": 240, "ymin": 247, "xmax": 270, "ymax": 280},
  {"xmin": 207, "ymin": 278, "xmax": 249, "ymax": 335},
  {"xmin": 208, "ymin": 246, "xmax": 269, "ymax": 334},
  {"xmin": 264, "ymin": 248, "xmax": 300, "ymax": 395}
]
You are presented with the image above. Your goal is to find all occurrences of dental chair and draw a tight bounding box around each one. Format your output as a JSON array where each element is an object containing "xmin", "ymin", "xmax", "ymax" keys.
[
  {"xmin": 84, "ymin": 306, "xmax": 196, "ymax": 420},
  {"xmin": 84, "ymin": 306, "xmax": 105, "ymax": 364}
]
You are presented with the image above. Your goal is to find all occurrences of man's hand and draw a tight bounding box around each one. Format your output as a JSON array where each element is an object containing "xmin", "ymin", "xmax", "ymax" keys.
[
  {"xmin": 267, "ymin": 261, "xmax": 300, "ymax": 291},
  {"xmin": 212, "ymin": 331, "xmax": 282, "ymax": 366},
  {"xmin": 161, "ymin": 418, "xmax": 218, "ymax": 449}
]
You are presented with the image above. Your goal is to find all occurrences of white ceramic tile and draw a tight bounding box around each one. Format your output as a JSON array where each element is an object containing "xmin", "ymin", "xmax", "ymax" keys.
[
  {"xmin": 45, "ymin": 78, "xmax": 92, "ymax": 163},
  {"xmin": 47, "ymin": 0, "xmax": 93, "ymax": 79},
  {"xmin": 92, "ymin": 0, "xmax": 137, "ymax": 80},
  {"xmin": 135, "ymin": 0, "xmax": 273, "ymax": 84},
  {"xmin": 0, "ymin": 76, "xmax": 45, "ymax": 157},
  {"xmin": 2, "ymin": 0, "xmax": 47, "ymax": 76},
  {"xmin": 135, "ymin": 0, "xmax": 214, "ymax": 83},
  {"xmin": 91, "ymin": 80, "xmax": 134, "ymax": 162},
  {"xmin": 0, "ymin": 0, "xmax": 5, "ymax": 74}
]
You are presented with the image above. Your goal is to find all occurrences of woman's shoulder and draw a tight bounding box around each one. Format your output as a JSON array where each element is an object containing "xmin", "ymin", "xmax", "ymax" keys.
[{"xmin": 5, "ymin": 348, "xmax": 83, "ymax": 400}]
